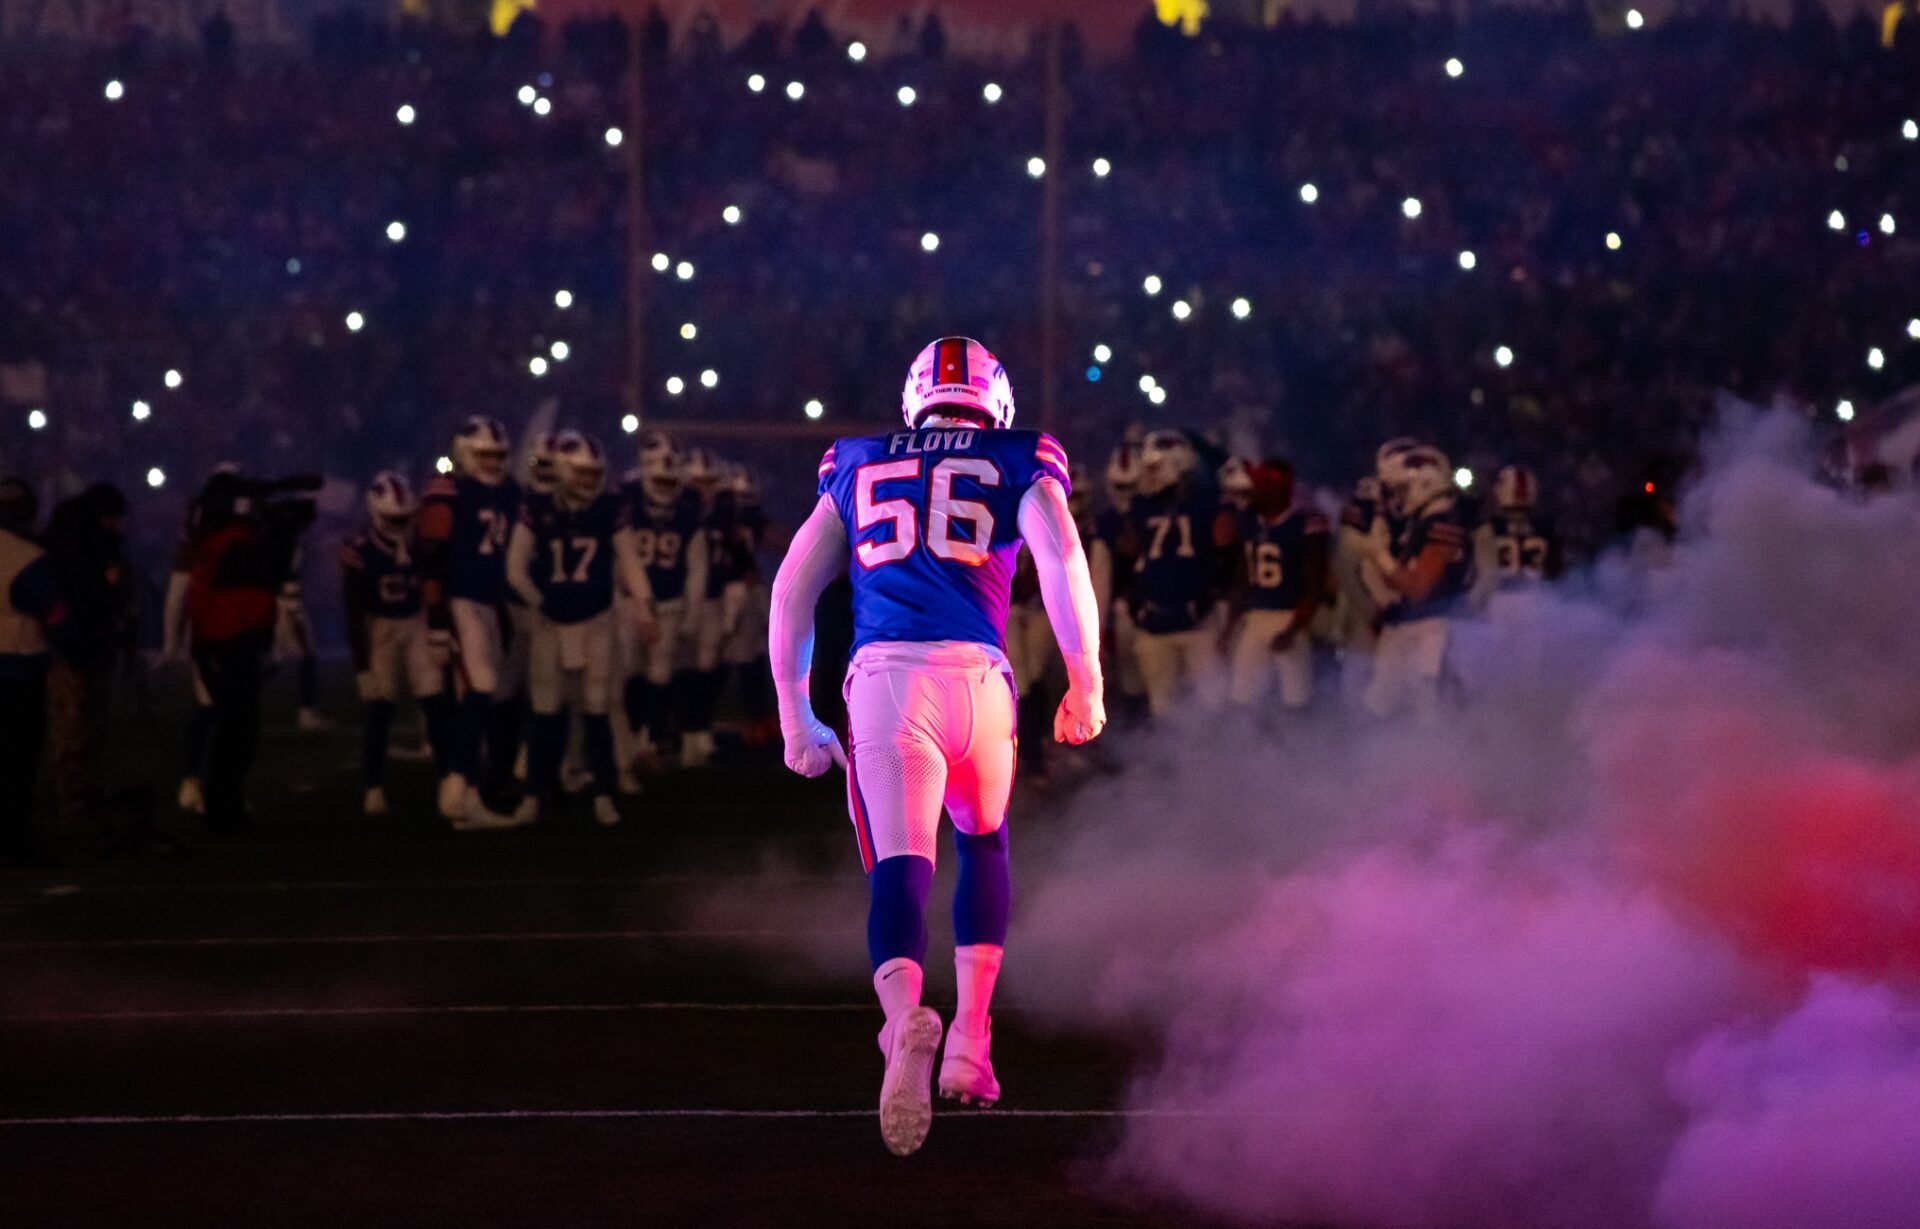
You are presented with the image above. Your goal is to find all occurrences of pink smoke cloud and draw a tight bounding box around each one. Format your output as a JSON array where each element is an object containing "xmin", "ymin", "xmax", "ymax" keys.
[{"xmin": 1655, "ymin": 976, "xmax": 1920, "ymax": 1229}]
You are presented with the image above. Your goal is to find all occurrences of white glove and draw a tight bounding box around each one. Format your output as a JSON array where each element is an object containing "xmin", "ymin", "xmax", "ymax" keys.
[
  {"xmin": 781, "ymin": 711, "xmax": 847, "ymax": 778},
  {"xmin": 1053, "ymin": 685, "xmax": 1107, "ymax": 746}
]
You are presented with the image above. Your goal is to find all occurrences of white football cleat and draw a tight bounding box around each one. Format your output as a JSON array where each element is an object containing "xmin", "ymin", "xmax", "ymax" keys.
[
  {"xmin": 297, "ymin": 707, "xmax": 336, "ymax": 732},
  {"xmin": 560, "ymin": 761, "xmax": 593, "ymax": 795},
  {"xmin": 680, "ymin": 730, "xmax": 715, "ymax": 769},
  {"xmin": 938, "ymin": 1021, "xmax": 1001, "ymax": 1108},
  {"xmin": 362, "ymin": 786, "xmax": 389, "ymax": 817},
  {"xmin": 177, "ymin": 776, "xmax": 205, "ymax": 815},
  {"xmin": 437, "ymin": 773, "xmax": 470, "ymax": 820},
  {"xmin": 512, "ymin": 795, "xmax": 542, "ymax": 826},
  {"xmin": 876, "ymin": 1007, "xmax": 943, "ymax": 1157},
  {"xmin": 448, "ymin": 789, "xmax": 531, "ymax": 833},
  {"xmin": 617, "ymin": 765, "xmax": 644, "ymax": 796},
  {"xmin": 592, "ymin": 795, "xmax": 621, "ymax": 827}
]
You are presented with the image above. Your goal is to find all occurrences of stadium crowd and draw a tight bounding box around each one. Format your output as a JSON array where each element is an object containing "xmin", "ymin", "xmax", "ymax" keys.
[{"xmin": 6, "ymin": 3, "xmax": 1920, "ymax": 856}]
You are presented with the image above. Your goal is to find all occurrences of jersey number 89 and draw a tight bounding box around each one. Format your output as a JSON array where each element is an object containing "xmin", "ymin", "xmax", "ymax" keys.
[{"xmin": 855, "ymin": 457, "xmax": 1001, "ymax": 569}]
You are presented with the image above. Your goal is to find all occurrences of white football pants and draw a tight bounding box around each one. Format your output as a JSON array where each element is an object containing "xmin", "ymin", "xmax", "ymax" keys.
[
  {"xmin": 356, "ymin": 615, "xmax": 444, "ymax": 702},
  {"xmin": 529, "ymin": 611, "xmax": 616, "ymax": 716},
  {"xmin": 1364, "ymin": 616, "xmax": 1450, "ymax": 721},
  {"xmin": 1132, "ymin": 622, "xmax": 1225, "ymax": 716},
  {"xmin": 844, "ymin": 642, "xmax": 1017, "ymax": 871},
  {"xmin": 1227, "ymin": 609, "xmax": 1312, "ymax": 710}
]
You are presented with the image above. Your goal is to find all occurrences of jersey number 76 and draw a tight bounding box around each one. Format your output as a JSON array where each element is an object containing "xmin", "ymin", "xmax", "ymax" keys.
[{"xmin": 854, "ymin": 458, "xmax": 1001, "ymax": 568}]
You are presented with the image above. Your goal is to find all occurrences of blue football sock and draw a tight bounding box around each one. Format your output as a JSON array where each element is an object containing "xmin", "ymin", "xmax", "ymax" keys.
[
  {"xmin": 453, "ymin": 690, "xmax": 491, "ymax": 778},
  {"xmin": 420, "ymin": 693, "xmax": 454, "ymax": 774},
  {"xmin": 526, "ymin": 711, "xmax": 567, "ymax": 800},
  {"xmin": 867, "ymin": 854, "xmax": 933, "ymax": 969},
  {"xmin": 953, "ymin": 826, "xmax": 1011, "ymax": 948},
  {"xmin": 581, "ymin": 713, "xmax": 617, "ymax": 796},
  {"xmin": 362, "ymin": 700, "xmax": 394, "ymax": 788}
]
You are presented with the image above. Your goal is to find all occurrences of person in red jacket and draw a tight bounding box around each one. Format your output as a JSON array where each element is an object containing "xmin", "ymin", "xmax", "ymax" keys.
[{"xmin": 183, "ymin": 471, "xmax": 318, "ymax": 832}]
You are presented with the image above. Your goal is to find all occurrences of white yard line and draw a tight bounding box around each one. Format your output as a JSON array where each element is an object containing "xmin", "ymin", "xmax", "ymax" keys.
[
  {"xmin": 0, "ymin": 1107, "xmax": 1212, "ymax": 1127},
  {"xmin": 0, "ymin": 928, "xmax": 838, "ymax": 951},
  {"xmin": 2, "ymin": 1002, "xmax": 872, "ymax": 1022},
  {"xmin": 27, "ymin": 874, "xmax": 840, "ymax": 896}
]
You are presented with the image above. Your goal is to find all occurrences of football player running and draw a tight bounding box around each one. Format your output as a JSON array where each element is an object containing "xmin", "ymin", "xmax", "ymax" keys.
[
  {"xmin": 769, "ymin": 336, "xmax": 1104, "ymax": 1157},
  {"xmin": 507, "ymin": 431, "xmax": 652, "ymax": 826},
  {"xmin": 418, "ymin": 416, "xmax": 526, "ymax": 830},
  {"xmin": 1122, "ymin": 430, "xmax": 1229, "ymax": 716},
  {"xmin": 341, "ymin": 473, "xmax": 453, "ymax": 815},
  {"xmin": 1225, "ymin": 459, "xmax": 1330, "ymax": 715},
  {"xmin": 1364, "ymin": 444, "xmax": 1474, "ymax": 720}
]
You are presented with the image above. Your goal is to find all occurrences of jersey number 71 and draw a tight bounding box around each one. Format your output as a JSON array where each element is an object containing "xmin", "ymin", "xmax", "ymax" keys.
[{"xmin": 855, "ymin": 457, "xmax": 1000, "ymax": 568}]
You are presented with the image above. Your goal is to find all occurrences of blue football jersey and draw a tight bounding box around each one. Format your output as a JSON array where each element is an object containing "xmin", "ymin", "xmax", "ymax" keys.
[
  {"xmin": 522, "ymin": 493, "xmax": 626, "ymax": 624},
  {"xmin": 1384, "ymin": 501, "xmax": 1474, "ymax": 624},
  {"xmin": 624, "ymin": 486, "xmax": 701, "ymax": 602},
  {"xmin": 1237, "ymin": 507, "xmax": 1330, "ymax": 611},
  {"xmin": 339, "ymin": 532, "xmax": 422, "ymax": 620},
  {"xmin": 1482, "ymin": 510, "xmax": 1558, "ymax": 587},
  {"xmin": 1126, "ymin": 486, "xmax": 1223, "ymax": 633},
  {"xmin": 819, "ymin": 426, "xmax": 1070, "ymax": 654},
  {"xmin": 421, "ymin": 474, "xmax": 520, "ymax": 604}
]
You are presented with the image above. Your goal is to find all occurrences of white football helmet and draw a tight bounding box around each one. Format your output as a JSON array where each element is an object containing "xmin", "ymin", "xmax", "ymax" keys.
[
  {"xmin": 452, "ymin": 415, "xmax": 511, "ymax": 485},
  {"xmin": 902, "ymin": 336, "xmax": 1016, "ymax": 430},
  {"xmin": 1137, "ymin": 430, "xmax": 1198, "ymax": 496},
  {"xmin": 1375, "ymin": 436, "xmax": 1420, "ymax": 486},
  {"xmin": 1398, "ymin": 445, "xmax": 1453, "ymax": 514},
  {"xmin": 1494, "ymin": 464, "xmax": 1538, "ymax": 512},
  {"xmin": 1106, "ymin": 443, "xmax": 1142, "ymax": 506},
  {"xmin": 365, "ymin": 471, "xmax": 416, "ymax": 539},
  {"xmin": 1219, "ymin": 456, "xmax": 1255, "ymax": 508},
  {"xmin": 683, "ymin": 447, "xmax": 725, "ymax": 500},
  {"xmin": 526, "ymin": 430, "xmax": 561, "ymax": 496},
  {"xmin": 638, "ymin": 437, "xmax": 681, "ymax": 505},
  {"xmin": 553, "ymin": 430, "xmax": 607, "ymax": 504}
]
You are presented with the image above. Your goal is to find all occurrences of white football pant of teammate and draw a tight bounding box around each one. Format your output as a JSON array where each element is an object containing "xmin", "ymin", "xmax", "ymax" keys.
[{"xmin": 1226, "ymin": 609, "xmax": 1312, "ymax": 710}]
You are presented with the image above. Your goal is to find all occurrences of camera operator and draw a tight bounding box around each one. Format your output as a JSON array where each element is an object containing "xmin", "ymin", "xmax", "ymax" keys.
[
  {"xmin": 1, "ymin": 476, "xmax": 78, "ymax": 865},
  {"xmin": 182, "ymin": 471, "xmax": 320, "ymax": 832}
]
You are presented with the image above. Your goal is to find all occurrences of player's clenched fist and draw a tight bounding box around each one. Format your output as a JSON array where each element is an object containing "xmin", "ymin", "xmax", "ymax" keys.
[
  {"xmin": 782, "ymin": 714, "xmax": 848, "ymax": 778},
  {"xmin": 1053, "ymin": 687, "xmax": 1106, "ymax": 745}
]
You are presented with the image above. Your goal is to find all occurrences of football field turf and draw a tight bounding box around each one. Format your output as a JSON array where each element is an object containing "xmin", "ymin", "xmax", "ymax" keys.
[{"xmin": 0, "ymin": 700, "xmax": 1235, "ymax": 1227}]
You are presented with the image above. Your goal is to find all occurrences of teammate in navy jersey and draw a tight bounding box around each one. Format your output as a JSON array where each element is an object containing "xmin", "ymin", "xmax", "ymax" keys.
[
  {"xmin": 341, "ymin": 472, "xmax": 453, "ymax": 816},
  {"xmin": 1122, "ymin": 430, "xmax": 1230, "ymax": 715},
  {"xmin": 718, "ymin": 465, "xmax": 776, "ymax": 745},
  {"xmin": 620, "ymin": 438, "xmax": 708, "ymax": 766},
  {"xmin": 417, "ymin": 416, "xmax": 525, "ymax": 829},
  {"xmin": 769, "ymin": 336, "xmax": 1104, "ymax": 1156},
  {"xmin": 682, "ymin": 446, "xmax": 731, "ymax": 768},
  {"xmin": 1090, "ymin": 443, "xmax": 1143, "ymax": 706},
  {"xmin": 1225, "ymin": 459, "xmax": 1330, "ymax": 713},
  {"xmin": 1472, "ymin": 465, "xmax": 1561, "ymax": 606},
  {"xmin": 507, "ymin": 431, "xmax": 652, "ymax": 827},
  {"xmin": 1365, "ymin": 444, "xmax": 1475, "ymax": 720}
]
